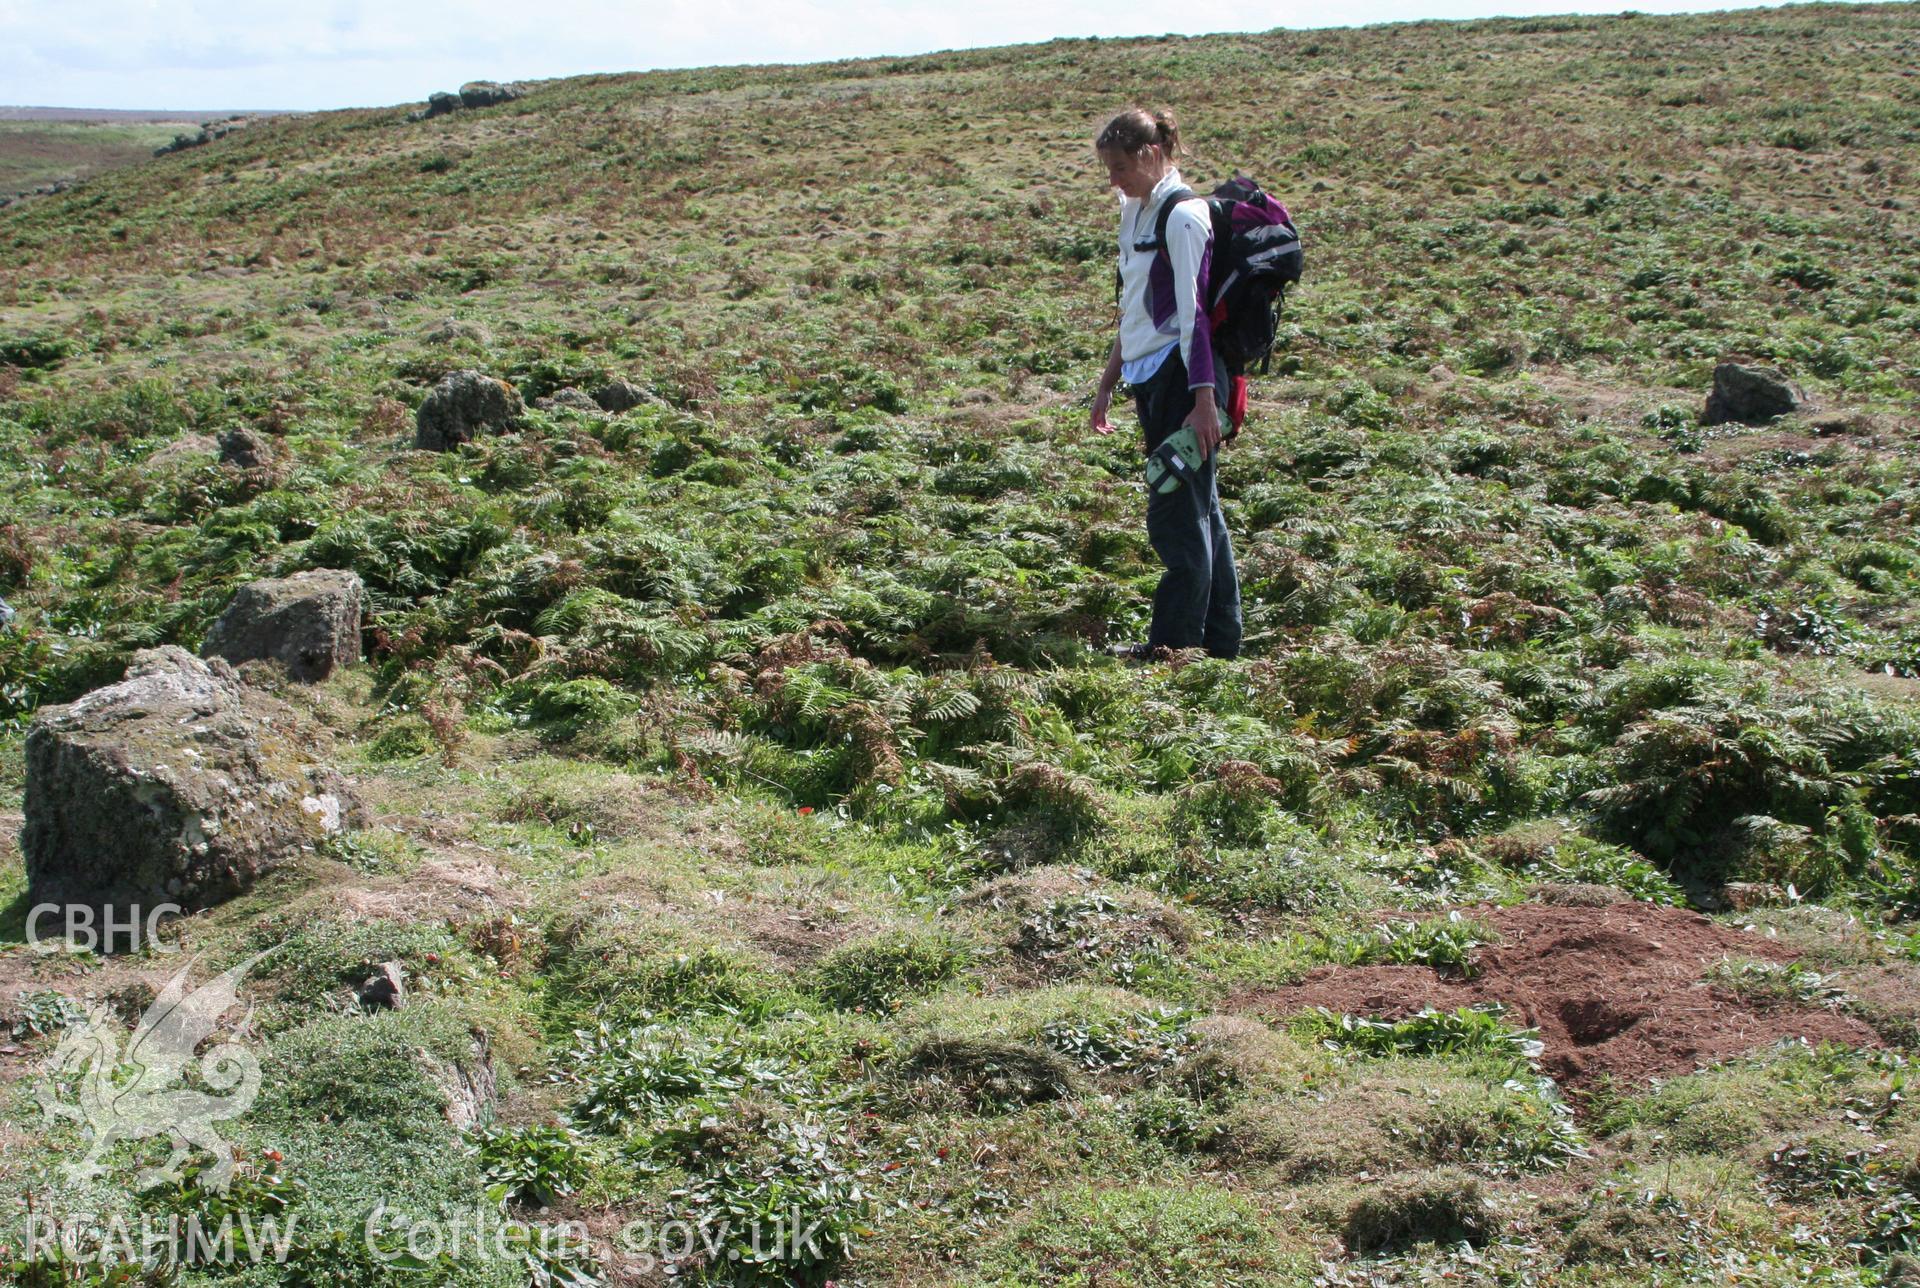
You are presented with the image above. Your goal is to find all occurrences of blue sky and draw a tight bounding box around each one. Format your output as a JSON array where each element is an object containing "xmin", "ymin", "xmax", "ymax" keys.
[{"xmin": 0, "ymin": 0, "xmax": 1860, "ymax": 112}]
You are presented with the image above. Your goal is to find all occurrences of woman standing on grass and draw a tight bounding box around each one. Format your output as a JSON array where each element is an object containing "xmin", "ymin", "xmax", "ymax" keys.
[{"xmin": 1089, "ymin": 107, "xmax": 1241, "ymax": 661}]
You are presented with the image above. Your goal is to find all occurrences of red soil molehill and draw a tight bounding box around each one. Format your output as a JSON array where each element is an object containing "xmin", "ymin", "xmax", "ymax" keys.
[{"xmin": 1229, "ymin": 901, "xmax": 1880, "ymax": 1091}]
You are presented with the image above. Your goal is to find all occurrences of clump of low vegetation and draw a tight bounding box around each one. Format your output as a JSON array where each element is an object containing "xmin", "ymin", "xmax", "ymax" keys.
[
  {"xmin": 1296, "ymin": 1002, "xmax": 1540, "ymax": 1061},
  {"xmin": 808, "ymin": 929, "xmax": 970, "ymax": 1011},
  {"xmin": 1319, "ymin": 914, "xmax": 1498, "ymax": 975},
  {"xmin": 1344, "ymin": 1167, "xmax": 1500, "ymax": 1253}
]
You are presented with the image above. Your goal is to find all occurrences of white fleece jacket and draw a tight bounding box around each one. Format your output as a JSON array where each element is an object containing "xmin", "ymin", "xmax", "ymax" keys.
[{"xmin": 1115, "ymin": 167, "xmax": 1217, "ymax": 391}]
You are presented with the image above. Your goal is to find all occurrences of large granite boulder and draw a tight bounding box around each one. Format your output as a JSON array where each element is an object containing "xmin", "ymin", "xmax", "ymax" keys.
[
  {"xmin": 533, "ymin": 386, "xmax": 604, "ymax": 414},
  {"xmin": 459, "ymin": 81, "xmax": 521, "ymax": 109},
  {"xmin": 414, "ymin": 370, "xmax": 523, "ymax": 451},
  {"xmin": 423, "ymin": 317, "xmax": 490, "ymax": 346},
  {"xmin": 23, "ymin": 648, "xmax": 363, "ymax": 918},
  {"xmin": 218, "ymin": 426, "xmax": 271, "ymax": 468},
  {"xmin": 201, "ymin": 569, "xmax": 363, "ymax": 681},
  {"xmin": 592, "ymin": 379, "xmax": 656, "ymax": 413},
  {"xmin": 145, "ymin": 434, "xmax": 218, "ymax": 469},
  {"xmin": 1703, "ymin": 362, "xmax": 1803, "ymax": 426}
]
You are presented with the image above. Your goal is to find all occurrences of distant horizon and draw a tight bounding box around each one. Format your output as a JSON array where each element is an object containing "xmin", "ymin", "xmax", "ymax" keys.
[
  {"xmin": 0, "ymin": 0, "xmax": 1883, "ymax": 114},
  {"xmin": 0, "ymin": 106, "xmax": 297, "ymax": 119}
]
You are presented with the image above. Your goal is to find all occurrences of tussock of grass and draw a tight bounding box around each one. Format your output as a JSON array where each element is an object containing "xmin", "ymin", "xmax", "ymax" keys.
[
  {"xmin": 807, "ymin": 927, "xmax": 970, "ymax": 1011},
  {"xmin": 1343, "ymin": 1167, "xmax": 1499, "ymax": 1254},
  {"xmin": 974, "ymin": 1182, "xmax": 1311, "ymax": 1285},
  {"xmin": 893, "ymin": 1035, "xmax": 1074, "ymax": 1111}
]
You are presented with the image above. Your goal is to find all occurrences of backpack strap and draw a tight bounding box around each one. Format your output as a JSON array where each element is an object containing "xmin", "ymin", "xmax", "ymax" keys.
[
  {"xmin": 1135, "ymin": 186, "xmax": 1197, "ymax": 255},
  {"xmin": 1117, "ymin": 186, "xmax": 1200, "ymax": 308},
  {"xmin": 1119, "ymin": 186, "xmax": 1196, "ymax": 305}
]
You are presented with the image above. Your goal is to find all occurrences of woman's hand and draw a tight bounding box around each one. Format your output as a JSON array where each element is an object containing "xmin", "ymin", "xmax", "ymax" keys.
[
  {"xmin": 1186, "ymin": 388, "xmax": 1221, "ymax": 457},
  {"xmin": 1090, "ymin": 386, "xmax": 1117, "ymax": 435},
  {"xmin": 1092, "ymin": 337, "xmax": 1124, "ymax": 436}
]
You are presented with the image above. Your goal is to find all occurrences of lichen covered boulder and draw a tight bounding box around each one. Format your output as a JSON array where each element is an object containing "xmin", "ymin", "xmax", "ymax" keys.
[
  {"xmin": 1703, "ymin": 362, "xmax": 1803, "ymax": 425},
  {"xmin": 201, "ymin": 569, "xmax": 363, "ymax": 681},
  {"xmin": 218, "ymin": 426, "xmax": 271, "ymax": 468},
  {"xmin": 458, "ymin": 81, "xmax": 521, "ymax": 109},
  {"xmin": 23, "ymin": 648, "xmax": 363, "ymax": 917},
  {"xmin": 422, "ymin": 317, "xmax": 489, "ymax": 346},
  {"xmin": 533, "ymin": 386, "xmax": 603, "ymax": 413},
  {"xmin": 414, "ymin": 369, "xmax": 523, "ymax": 450},
  {"xmin": 592, "ymin": 379, "xmax": 656, "ymax": 413}
]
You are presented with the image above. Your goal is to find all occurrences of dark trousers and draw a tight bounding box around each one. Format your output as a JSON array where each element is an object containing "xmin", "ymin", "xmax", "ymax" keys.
[{"xmin": 1132, "ymin": 349, "xmax": 1242, "ymax": 658}]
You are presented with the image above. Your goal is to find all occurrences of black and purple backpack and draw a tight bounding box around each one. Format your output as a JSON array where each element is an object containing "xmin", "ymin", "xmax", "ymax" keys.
[{"xmin": 1133, "ymin": 175, "xmax": 1304, "ymax": 379}]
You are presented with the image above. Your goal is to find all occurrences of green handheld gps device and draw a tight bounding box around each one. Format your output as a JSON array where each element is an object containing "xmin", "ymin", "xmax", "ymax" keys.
[{"xmin": 1145, "ymin": 425, "xmax": 1207, "ymax": 495}]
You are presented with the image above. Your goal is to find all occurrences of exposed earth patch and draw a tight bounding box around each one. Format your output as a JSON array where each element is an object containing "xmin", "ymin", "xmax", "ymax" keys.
[{"xmin": 1230, "ymin": 901, "xmax": 1881, "ymax": 1091}]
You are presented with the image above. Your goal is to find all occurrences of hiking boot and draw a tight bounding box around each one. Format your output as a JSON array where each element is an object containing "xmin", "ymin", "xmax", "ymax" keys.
[{"xmin": 1106, "ymin": 642, "xmax": 1154, "ymax": 665}]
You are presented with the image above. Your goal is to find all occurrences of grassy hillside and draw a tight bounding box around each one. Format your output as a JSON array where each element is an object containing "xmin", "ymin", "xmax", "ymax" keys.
[
  {"xmin": 2, "ymin": 4, "xmax": 1920, "ymax": 1284},
  {"xmin": 0, "ymin": 119, "xmax": 207, "ymax": 197}
]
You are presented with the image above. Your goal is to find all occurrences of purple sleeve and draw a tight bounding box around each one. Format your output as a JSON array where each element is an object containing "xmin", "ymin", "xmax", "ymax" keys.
[
  {"xmin": 1188, "ymin": 241, "xmax": 1216, "ymax": 390},
  {"xmin": 1165, "ymin": 201, "xmax": 1215, "ymax": 390}
]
